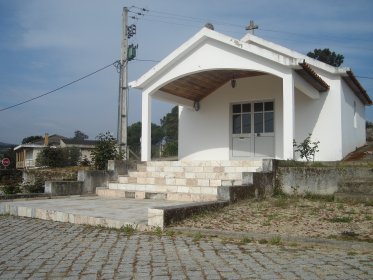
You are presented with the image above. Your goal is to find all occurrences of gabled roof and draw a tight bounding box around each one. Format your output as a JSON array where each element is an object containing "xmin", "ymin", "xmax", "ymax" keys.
[
  {"xmin": 31, "ymin": 134, "xmax": 67, "ymax": 145},
  {"xmin": 61, "ymin": 139, "xmax": 98, "ymax": 146},
  {"xmin": 14, "ymin": 144, "xmax": 45, "ymax": 151},
  {"xmin": 130, "ymin": 27, "xmax": 371, "ymax": 105}
]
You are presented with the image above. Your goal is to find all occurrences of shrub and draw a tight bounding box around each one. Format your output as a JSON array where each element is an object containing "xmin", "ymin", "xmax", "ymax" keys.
[
  {"xmin": 36, "ymin": 147, "xmax": 81, "ymax": 167},
  {"xmin": 293, "ymin": 133, "xmax": 320, "ymax": 162},
  {"xmin": 22, "ymin": 178, "xmax": 44, "ymax": 193},
  {"xmin": 1, "ymin": 184, "xmax": 21, "ymax": 195},
  {"xmin": 91, "ymin": 132, "xmax": 122, "ymax": 170}
]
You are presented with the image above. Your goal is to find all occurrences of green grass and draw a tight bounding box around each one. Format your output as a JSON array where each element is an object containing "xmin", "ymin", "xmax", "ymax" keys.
[
  {"xmin": 328, "ymin": 216, "xmax": 353, "ymax": 223},
  {"xmin": 365, "ymin": 200, "xmax": 373, "ymax": 207},
  {"xmin": 273, "ymin": 196, "xmax": 291, "ymax": 209},
  {"xmin": 165, "ymin": 229, "xmax": 176, "ymax": 237},
  {"xmin": 241, "ymin": 236, "xmax": 253, "ymax": 244},
  {"xmin": 120, "ymin": 224, "xmax": 137, "ymax": 235},
  {"xmin": 192, "ymin": 232, "xmax": 204, "ymax": 242},
  {"xmin": 153, "ymin": 226, "xmax": 163, "ymax": 237},
  {"xmin": 364, "ymin": 215, "xmax": 372, "ymax": 221},
  {"xmin": 269, "ymin": 236, "xmax": 282, "ymax": 245}
]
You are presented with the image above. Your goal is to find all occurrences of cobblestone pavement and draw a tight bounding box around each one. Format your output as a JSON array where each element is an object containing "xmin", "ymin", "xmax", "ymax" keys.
[{"xmin": 0, "ymin": 216, "xmax": 372, "ymax": 280}]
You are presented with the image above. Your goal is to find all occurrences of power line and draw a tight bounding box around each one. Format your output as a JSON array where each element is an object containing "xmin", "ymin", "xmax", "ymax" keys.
[
  {"xmin": 132, "ymin": 58, "xmax": 160, "ymax": 63},
  {"xmin": 0, "ymin": 61, "xmax": 118, "ymax": 112},
  {"xmin": 136, "ymin": 8, "xmax": 373, "ymax": 52},
  {"xmin": 356, "ymin": 76, "xmax": 373, "ymax": 80}
]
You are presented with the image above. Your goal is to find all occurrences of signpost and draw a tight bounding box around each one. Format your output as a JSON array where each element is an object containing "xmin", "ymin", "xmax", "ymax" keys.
[{"xmin": 1, "ymin": 158, "xmax": 10, "ymax": 167}]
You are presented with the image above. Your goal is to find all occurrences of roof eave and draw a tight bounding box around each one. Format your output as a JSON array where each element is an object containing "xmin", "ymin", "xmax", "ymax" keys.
[{"xmin": 342, "ymin": 70, "xmax": 372, "ymax": 105}]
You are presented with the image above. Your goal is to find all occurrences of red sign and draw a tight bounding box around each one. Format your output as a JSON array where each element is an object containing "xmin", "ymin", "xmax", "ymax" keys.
[{"xmin": 2, "ymin": 158, "xmax": 10, "ymax": 167}]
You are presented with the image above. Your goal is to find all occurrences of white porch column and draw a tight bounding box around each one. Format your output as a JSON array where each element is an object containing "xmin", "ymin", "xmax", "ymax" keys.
[
  {"xmin": 141, "ymin": 91, "xmax": 151, "ymax": 161},
  {"xmin": 282, "ymin": 73, "xmax": 295, "ymax": 159}
]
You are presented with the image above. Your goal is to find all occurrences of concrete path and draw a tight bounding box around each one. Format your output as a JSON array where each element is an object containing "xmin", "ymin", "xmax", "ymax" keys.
[
  {"xmin": 0, "ymin": 216, "xmax": 372, "ymax": 280},
  {"xmin": 0, "ymin": 196, "xmax": 191, "ymax": 230}
]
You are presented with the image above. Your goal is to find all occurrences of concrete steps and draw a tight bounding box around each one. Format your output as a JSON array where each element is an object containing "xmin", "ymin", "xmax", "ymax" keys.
[
  {"xmin": 96, "ymin": 187, "xmax": 217, "ymax": 202},
  {"xmin": 97, "ymin": 160, "xmax": 265, "ymax": 202}
]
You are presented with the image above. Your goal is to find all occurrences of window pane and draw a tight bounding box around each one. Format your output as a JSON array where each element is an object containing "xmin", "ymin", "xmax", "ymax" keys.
[
  {"xmin": 254, "ymin": 113, "xmax": 263, "ymax": 133},
  {"xmin": 264, "ymin": 112, "xmax": 274, "ymax": 132},
  {"xmin": 242, "ymin": 113, "xmax": 251, "ymax": 133},
  {"xmin": 232, "ymin": 104, "xmax": 241, "ymax": 113},
  {"xmin": 254, "ymin": 103, "xmax": 263, "ymax": 112},
  {"xmin": 264, "ymin": 102, "xmax": 274, "ymax": 111},
  {"xmin": 233, "ymin": 115, "xmax": 241, "ymax": 134},
  {"xmin": 242, "ymin": 103, "xmax": 251, "ymax": 113}
]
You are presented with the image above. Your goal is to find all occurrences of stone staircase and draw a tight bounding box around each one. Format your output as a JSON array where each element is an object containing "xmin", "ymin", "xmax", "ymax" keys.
[{"xmin": 96, "ymin": 160, "xmax": 267, "ymax": 202}]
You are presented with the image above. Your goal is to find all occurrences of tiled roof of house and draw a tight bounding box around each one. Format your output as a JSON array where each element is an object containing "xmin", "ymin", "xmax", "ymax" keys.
[
  {"xmin": 31, "ymin": 134, "xmax": 67, "ymax": 145},
  {"xmin": 295, "ymin": 62, "xmax": 330, "ymax": 93},
  {"xmin": 62, "ymin": 139, "xmax": 98, "ymax": 146}
]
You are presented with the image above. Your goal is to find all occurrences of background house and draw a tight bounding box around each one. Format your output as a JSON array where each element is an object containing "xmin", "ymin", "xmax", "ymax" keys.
[{"xmin": 14, "ymin": 134, "xmax": 97, "ymax": 169}]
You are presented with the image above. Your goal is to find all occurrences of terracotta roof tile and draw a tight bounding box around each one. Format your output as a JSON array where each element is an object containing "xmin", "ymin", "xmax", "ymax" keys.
[{"xmin": 296, "ymin": 62, "xmax": 330, "ymax": 92}]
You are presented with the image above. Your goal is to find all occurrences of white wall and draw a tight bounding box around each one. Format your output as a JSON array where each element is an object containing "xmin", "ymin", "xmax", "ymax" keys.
[
  {"xmin": 294, "ymin": 72, "xmax": 344, "ymax": 161},
  {"xmin": 340, "ymin": 80, "xmax": 366, "ymax": 158},
  {"xmin": 179, "ymin": 75, "xmax": 283, "ymax": 160}
]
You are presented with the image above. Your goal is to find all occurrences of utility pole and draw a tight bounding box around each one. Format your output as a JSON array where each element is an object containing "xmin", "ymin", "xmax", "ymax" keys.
[
  {"xmin": 245, "ymin": 20, "xmax": 258, "ymax": 35},
  {"xmin": 118, "ymin": 7, "xmax": 129, "ymax": 159}
]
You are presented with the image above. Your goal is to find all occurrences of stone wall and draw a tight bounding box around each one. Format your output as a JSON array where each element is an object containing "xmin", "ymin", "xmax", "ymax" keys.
[
  {"xmin": 275, "ymin": 166, "xmax": 373, "ymax": 195},
  {"xmin": 23, "ymin": 168, "xmax": 79, "ymax": 184}
]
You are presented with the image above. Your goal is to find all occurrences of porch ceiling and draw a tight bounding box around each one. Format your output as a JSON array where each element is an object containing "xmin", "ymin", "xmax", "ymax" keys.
[{"xmin": 159, "ymin": 70, "xmax": 265, "ymax": 102}]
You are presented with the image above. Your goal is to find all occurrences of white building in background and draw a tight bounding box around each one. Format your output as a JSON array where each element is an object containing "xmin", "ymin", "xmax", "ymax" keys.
[{"xmin": 130, "ymin": 27, "xmax": 371, "ymax": 162}]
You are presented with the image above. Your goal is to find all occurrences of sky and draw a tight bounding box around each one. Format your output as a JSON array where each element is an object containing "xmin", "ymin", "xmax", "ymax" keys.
[{"xmin": 0, "ymin": 0, "xmax": 373, "ymax": 144}]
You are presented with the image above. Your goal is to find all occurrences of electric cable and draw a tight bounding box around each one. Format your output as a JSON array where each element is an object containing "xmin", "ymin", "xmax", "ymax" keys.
[{"xmin": 0, "ymin": 61, "xmax": 119, "ymax": 112}]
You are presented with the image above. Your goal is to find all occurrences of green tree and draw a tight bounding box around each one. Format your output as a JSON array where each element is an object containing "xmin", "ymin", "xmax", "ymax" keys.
[
  {"xmin": 160, "ymin": 106, "xmax": 179, "ymax": 156},
  {"xmin": 127, "ymin": 122, "xmax": 142, "ymax": 149},
  {"xmin": 22, "ymin": 135, "xmax": 43, "ymax": 144},
  {"xmin": 91, "ymin": 132, "xmax": 121, "ymax": 170},
  {"xmin": 151, "ymin": 123, "xmax": 164, "ymax": 145},
  {"xmin": 3, "ymin": 146, "xmax": 16, "ymax": 169},
  {"xmin": 127, "ymin": 122, "xmax": 164, "ymax": 147},
  {"xmin": 160, "ymin": 106, "xmax": 178, "ymax": 142},
  {"xmin": 73, "ymin": 130, "xmax": 89, "ymax": 140},
  {"xmin": 36, "ymin": 147, "xmax": 65, "ymax": 167},
  {"xmin": 36, "ymin": 147, "xmax": 81, "ymax": 167},
  {"xmin": 307, "ymin": 48, "xmax": 344, "ymax": 67},
  {"xmin": 64, "ymin": 147, "xmax": 81, "ymax": 166}
]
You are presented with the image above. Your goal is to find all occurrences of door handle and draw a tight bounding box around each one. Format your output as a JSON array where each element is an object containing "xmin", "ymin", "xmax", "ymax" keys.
[{"xmin": 257, "ymin": 133, "xmax": 261, "ymax": 137}]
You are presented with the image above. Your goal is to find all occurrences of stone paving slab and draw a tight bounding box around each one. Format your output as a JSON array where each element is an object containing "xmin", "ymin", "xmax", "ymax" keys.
[
  {"xmin": 0, "ymin": 196, "xmax": 192, "ymax": 230},
  {"xmin": 0, "ymin": 216, "xmax": 372, "ymax": 280}
]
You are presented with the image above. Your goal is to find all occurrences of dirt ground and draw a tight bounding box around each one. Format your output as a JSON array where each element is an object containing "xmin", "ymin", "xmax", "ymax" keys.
[{"xmin": 175, "ymin": 197, "xmax": 373, "ymax": 242}]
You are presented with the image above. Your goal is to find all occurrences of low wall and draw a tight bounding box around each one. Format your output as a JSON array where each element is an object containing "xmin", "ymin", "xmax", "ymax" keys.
[
  {"xmin": 276, "ymin": 166, "xmax": 373, "ymax": 195},
  {"xmin": 23, "ymin": 168, "xmax": 78, "ymax": 184},
  {"xmin": 149, "ymin": 201, "xmax": 229, "ymax": 228},
  {"xmin": 44, "ymin": 160, "xmax": 130, "ymax": 196},
  {"xmin": 77, "ymin": 170, "xmax": 115, "ymax": 194},
  {"xmin": 45, "ymin": 181, "xmax": 83, "ymax": 195}
]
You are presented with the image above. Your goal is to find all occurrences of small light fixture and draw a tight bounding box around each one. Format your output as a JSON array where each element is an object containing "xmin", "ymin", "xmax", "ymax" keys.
[
  {"xmin": 193, "ymin": 101, "xmax": 200, "ymax": 111},
  {"xmin": 231, "ymin": 77, "xmax": 236, "ymax": 88}
]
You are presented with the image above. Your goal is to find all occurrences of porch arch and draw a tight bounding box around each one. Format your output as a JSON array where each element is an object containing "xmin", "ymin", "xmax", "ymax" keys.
[{"xmin": 141, "ymin": 67, "xmax": 295, "ymax": 161}]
